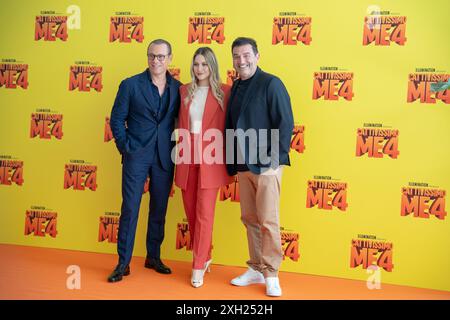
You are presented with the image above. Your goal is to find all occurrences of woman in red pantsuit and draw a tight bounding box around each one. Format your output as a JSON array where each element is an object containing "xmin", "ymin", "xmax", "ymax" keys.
[{"xmin": 175, "ymin": 47, "xmax": 232, "ymax": 287}]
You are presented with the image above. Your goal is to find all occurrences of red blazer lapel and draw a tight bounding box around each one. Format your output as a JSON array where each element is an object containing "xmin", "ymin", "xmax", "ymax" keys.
[
  {"xmin": 180, "ymin": 87, "xmax": 192, "ymax": 132},
  {"xmin": 201, "ymin": 89, "xmax": 220, "ymax": 131}
]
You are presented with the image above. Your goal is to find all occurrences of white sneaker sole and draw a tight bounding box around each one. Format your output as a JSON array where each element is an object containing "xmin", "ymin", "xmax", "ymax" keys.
[
  {"xmin": 266, "ymin": 291, "xmax": 282, "ymax": 297},
  {"xmin": 231, "ymin": 278, "xmax": 265, "ymax": 286}
]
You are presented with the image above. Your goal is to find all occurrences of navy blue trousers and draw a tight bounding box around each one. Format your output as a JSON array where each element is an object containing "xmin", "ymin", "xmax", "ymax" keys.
[{"xmin": 117, "ymin": 145, "xmax": 174, "ymax": 266}]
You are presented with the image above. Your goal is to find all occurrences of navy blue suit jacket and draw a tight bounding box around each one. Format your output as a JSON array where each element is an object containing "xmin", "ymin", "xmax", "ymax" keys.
[
  {"xmin": 110, "ymin": 69, "xmax": 181, "ymax": 171},
  {"xmin": 225, "ymin": 67, "xmax": 294, "ymax": 176}
]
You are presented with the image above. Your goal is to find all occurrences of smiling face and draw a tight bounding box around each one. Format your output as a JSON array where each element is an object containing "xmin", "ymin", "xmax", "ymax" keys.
[
  {"xmin": 232, "ymin": 44, "xmax": 259, "ymax": 80},
  {"xmin": 147, "ymin": 43, "xmax": 172, "ymax": 77},
  {"xmin": 193, "ymin": 54, "xmax": 210, "ymax": 86}
]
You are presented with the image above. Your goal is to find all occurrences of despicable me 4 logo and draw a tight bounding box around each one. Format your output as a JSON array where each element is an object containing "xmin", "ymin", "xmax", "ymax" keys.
[
  {"xmin": 169, "ymin": 67, "xmax": 181, "ymax": 81},
  {"xmin": 401, "ymin": 186, "xmax": 447, "ymax": 220},
  {"xmin": 69, "ymin": 64, "xmax": 103, "ymax": 92},
  {"xmin": 30, "ymin": 112, "xmax": 63, "ymax": 140},
  {"xmin": 104, "ymin": 117, "xmax": 113, "ymax": 142},
  {"xmin": 350, "ymin": 237, "xmax": 394, "ymax": 272},
  {"xmin": 355, "ymin": 127, "xmax": 399, "ymax": 159},
  {"xmin": 220, "ymin": 175, "xmax": 240, "ymax": 202},
  {"xmin": 281, "ymin": 229, "xmax": 300, "ymax": 262},
  {"xmin": 188, "ymin": 13, "xmax": 225, "ymax": 44},
  {"xmin": 407, "ymin": 72, "xmax": 449, "ymax": 104},
  {"xmin": 306, "ymin": 179, "xmax": 348, "ymax": 211},
  {"xmin": 109, "ymin": 15, "xmax": 144, "ymax": 43},
  {"xmin": 35, "ymin": 15, "xmax": 68, "ymax": 41},
  {"xmin": 34, "ymin": 6, "xmax": 81, "ymax": 41},
  {"xmin": 0, "ymin": 63, "xmax": 28, "ymax": 89},
  {"xmin": 312, "ymin": 71, "xmax": 354, "ymax": 101},
  {"xmin": 176, "ymin": 221, "xmax": 192, "ymax": 251},
  {"xmin": 64, "ymin": 162, "xmax": 97, "ymax": 191},
  {"xmin": 363, "ymin": 15, "xmax": 406, "ymax": 46},
  {"xmin": 290, "ymin": 125, "xmax": 305, "ymax": 154},
  {"xmin": 24, "ymin": 209, "xmax": 57, "ymax": 238},
  {"xmin": 98, "ymin": 214, "xmax": 120, "ymax": 243},
  {"xmin": 272, "ymin": 14, "xmax": 311, "ymax": 45},
  {"xmin": 0, "ymin": 159, "xmax": 24, "ymax": 186},
  {"xmin": 226, "ymin": 70, "xmax": 239, "ymax": 86}
]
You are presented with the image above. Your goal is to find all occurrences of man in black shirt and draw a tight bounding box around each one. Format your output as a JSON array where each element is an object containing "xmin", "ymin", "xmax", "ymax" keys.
[{"xmin": 225, "ymin": 37, "xmax": 294, "ymax": 297}]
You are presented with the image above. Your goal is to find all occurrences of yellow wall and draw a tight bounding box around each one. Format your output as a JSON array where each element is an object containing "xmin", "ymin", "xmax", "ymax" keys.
[{"xmin": 0, "ymin": 0, "xmax": 449, "ymax": 292}]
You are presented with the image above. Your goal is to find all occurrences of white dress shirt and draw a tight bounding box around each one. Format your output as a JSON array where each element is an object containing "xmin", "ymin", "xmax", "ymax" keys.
[{"xmin": 189, "ymin": 86, "xmax": 209, "ymax": 134}]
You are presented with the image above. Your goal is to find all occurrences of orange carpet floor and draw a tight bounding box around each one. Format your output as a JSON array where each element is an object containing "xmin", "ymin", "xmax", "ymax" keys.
[{"xmin": 0, "ymin": 244, "xmax": 448, "ymax": 300}]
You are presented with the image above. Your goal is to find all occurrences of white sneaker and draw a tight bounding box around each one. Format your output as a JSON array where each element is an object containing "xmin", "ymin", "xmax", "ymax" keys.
[
  {"xmin": 265, "ymin": 277, "xmax": 282, "ymax": 297},
  {"xmin": 230, "ymin": 268, "xmax": 265, "ymax": 286}
]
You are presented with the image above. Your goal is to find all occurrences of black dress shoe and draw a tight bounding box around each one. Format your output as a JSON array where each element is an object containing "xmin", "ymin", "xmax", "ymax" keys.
[
  {"xmin": 144, "ymin": 257, "xmax": 171, "ymax": 274},
  {"xmin": 107, "ymin": 264, "xmax": 130, "ymax": 283}
]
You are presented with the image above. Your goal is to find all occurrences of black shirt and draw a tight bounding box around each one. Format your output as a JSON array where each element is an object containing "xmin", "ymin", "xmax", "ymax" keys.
[
  {"xmin": 147, "ymin": 71, "xmax": 171, "ymax": 164},
  {"xmin": 148, "ymin": 71, "xmax": 171, "ymax": 117},
  {"xmin": 230, "ymin": 75, "xmax": 255, "ymax": 172}
]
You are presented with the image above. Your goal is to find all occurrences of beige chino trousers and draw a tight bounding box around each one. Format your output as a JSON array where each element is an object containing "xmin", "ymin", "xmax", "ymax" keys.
[{"xmin": 237, "ymin": 168, "xmax": 283, "ymax": 278}]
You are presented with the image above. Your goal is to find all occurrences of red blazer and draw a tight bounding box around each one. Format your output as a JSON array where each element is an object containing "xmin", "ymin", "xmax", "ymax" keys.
[{"xmin": 175, "ymin": 83, "xmax": 233, "ymax": 190}]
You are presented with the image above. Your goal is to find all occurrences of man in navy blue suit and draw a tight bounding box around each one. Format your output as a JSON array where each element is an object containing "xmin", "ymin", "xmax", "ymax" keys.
[{"xmin": 108, "ymin": 39, "xmax": 181, "ymax": 282}]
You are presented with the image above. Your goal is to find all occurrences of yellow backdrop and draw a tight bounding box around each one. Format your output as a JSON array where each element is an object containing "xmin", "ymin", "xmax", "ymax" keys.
[{"xmin": 1, "ymin": 0, "xmax": 449, "ymax": 292}]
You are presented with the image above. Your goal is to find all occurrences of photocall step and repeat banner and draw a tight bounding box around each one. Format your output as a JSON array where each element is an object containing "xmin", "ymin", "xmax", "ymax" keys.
[{"xmin": 0, "ymin": 0, "xmax": 449, "ymax": 292}]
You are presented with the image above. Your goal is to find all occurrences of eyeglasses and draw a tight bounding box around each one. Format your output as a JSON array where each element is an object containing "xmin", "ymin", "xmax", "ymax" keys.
[{"xmin": 147, "ymin": 54, "xmax": 169, "ymax": 62}]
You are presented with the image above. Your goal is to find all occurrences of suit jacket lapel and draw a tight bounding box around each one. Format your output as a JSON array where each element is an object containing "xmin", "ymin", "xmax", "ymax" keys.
[{"xmin": 138, "ymin": 69, "xmax": 158, "ymax": 115}]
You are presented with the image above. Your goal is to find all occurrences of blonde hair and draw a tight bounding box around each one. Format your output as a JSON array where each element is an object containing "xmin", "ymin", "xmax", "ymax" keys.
[{"xmin": 184, "ymin": 47, "xmax": 224, "ymax": 109}]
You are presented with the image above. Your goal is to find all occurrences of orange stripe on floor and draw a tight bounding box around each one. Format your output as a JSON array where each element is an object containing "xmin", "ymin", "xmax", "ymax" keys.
[{"xmin": 0, "ymin": 244, "xmax": 448, "ymax": 300}]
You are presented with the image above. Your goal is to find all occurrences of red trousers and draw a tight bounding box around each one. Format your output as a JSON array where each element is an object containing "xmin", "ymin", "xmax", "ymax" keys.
[{"xmin": 182, "ymin": 163, "xmax": 219, "ymax": 269}]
